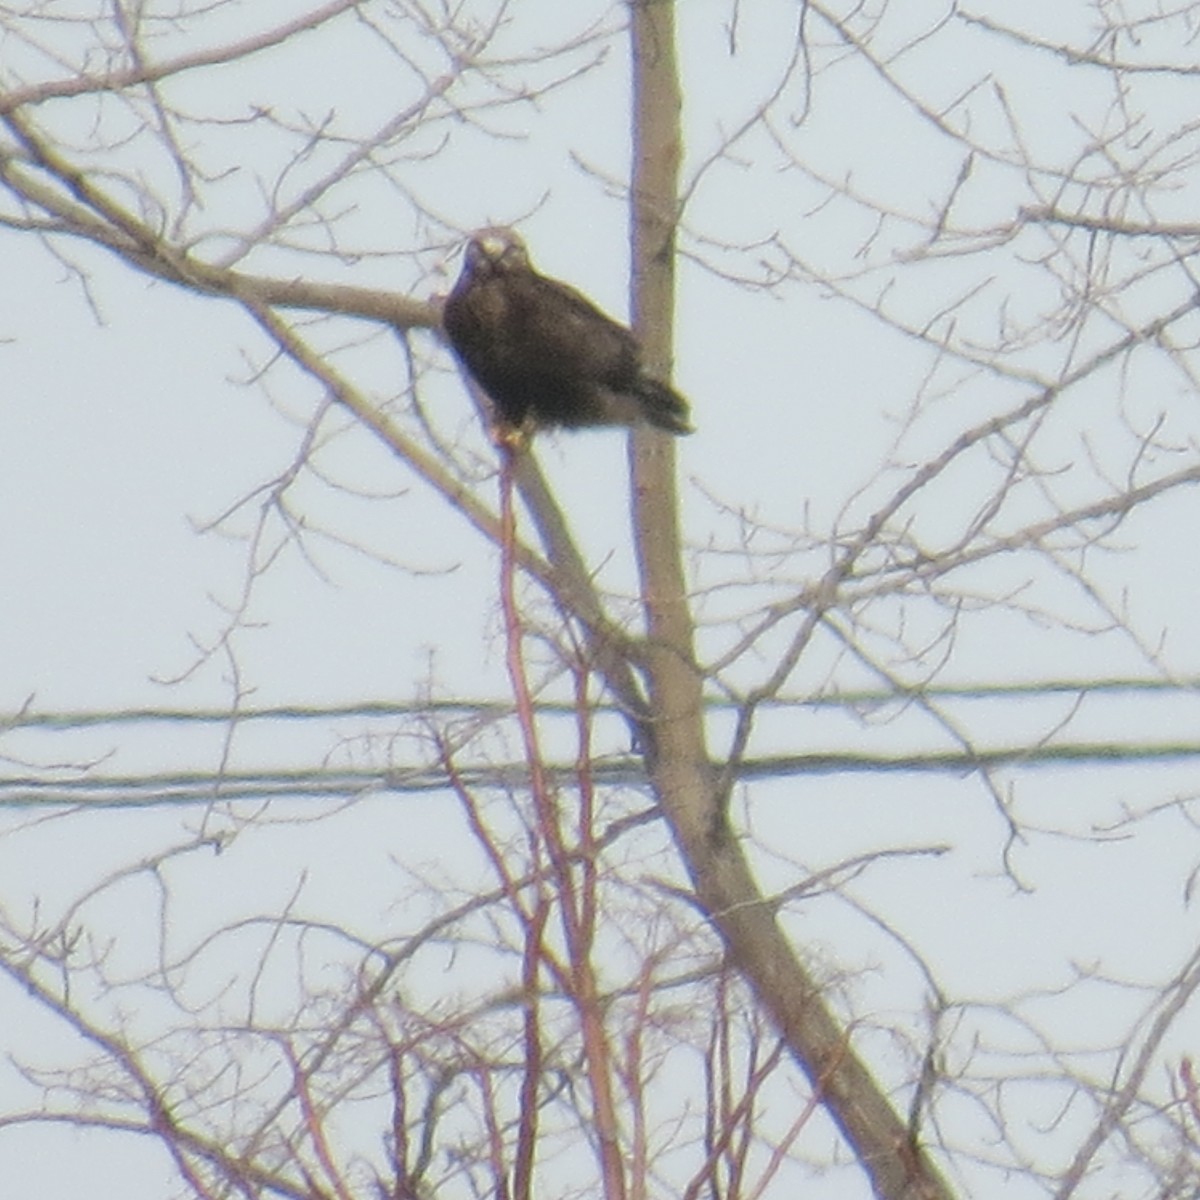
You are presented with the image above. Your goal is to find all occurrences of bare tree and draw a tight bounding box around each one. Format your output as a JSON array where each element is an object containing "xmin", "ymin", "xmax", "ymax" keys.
[{"xmin": 4, "ymin": 3, "xmax": 1200, "ymax": 1199}]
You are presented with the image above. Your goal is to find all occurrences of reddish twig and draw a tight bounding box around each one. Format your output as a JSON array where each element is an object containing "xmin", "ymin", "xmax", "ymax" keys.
[
  {"xmin": 498, "ymin": 448, "xmax": 627, "ymax": 1200},
  {"xmin": 513, "ymin": 895, "xmax": 551, "ymax": 1200},
  {"xmin": 281, "ymin": 1038, "xmax": 354, "ymax": 1200},
  {"xmin": 569, "ymin": 643, "xmax": 600, "ymax": 956},
  {"xmin": 1181, "ymin": 1057, "xmax": 1200, "ymax": 1130},
  {"xmin": 620, "ymin": 946, "xmax": 660, "ymax": 1200},
  {"xmin": 476, "ymin": 1062, "xmax": 511, "ymax": 1200},
  {"xmin": 439, "ymin": 729, "xmax": 529, "ymax": 918},
  {"xmin": 498, "ymin": 444, "xmax": 554, "ymax": 835}
]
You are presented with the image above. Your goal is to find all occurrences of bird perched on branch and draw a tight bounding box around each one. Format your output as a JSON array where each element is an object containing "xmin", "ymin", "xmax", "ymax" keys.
[{"xmin": 441, "ymin": 227, "xmax": 693, "ymax": 441}]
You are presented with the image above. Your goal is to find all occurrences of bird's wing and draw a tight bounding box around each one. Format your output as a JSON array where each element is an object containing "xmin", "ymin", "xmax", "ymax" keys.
[{"xmin": 511, "ymin": 273, "xmax": 641, "ymax": 383}]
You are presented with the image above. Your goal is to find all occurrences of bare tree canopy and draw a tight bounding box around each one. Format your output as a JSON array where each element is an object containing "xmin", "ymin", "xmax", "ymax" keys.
[{"xmin": 3, "ymin": 3, "xmax": 1200, "ymax": 1200}]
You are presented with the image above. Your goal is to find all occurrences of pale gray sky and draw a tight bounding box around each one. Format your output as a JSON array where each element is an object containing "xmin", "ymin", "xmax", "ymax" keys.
[{"xmin": 3, "ymin": 2, "xmax": 1200, "ymax": 1196}]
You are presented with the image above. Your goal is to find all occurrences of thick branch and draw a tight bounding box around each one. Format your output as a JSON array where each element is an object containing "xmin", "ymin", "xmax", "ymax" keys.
[
  {"xmin": 626, "ymin": 6, "xmax": 954, "ymax": 1198},
  {"xmin": 0, "ymin": 120, "xmax": 438, "ymax": 330}
]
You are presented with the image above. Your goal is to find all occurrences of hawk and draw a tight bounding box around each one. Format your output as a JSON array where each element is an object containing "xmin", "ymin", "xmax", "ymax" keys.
[{"xmin": 441, "ymin": 228, "xmax": 693, "ymax": 438}]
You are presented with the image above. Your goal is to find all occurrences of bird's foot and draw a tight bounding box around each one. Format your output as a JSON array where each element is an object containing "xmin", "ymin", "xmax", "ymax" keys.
[{"xmin": 490, "ymin": 418, "xmax": 534, "ymax": 452}]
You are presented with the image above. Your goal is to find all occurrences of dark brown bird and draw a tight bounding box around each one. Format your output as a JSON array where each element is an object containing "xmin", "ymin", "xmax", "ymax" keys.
[{"xmin": 441, "ymin": 228, "xmax": 693, "ymax": 438}]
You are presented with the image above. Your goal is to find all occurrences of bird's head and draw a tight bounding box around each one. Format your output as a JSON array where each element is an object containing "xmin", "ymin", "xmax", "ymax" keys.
[{"xmin": 464, "ymin": 227, "xmax": 530, "ymax": 276}]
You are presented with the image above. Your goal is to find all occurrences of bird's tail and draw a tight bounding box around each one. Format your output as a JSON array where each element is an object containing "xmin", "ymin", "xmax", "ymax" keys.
[{"xmin": 636, "ymin": 375, "xmax": 694, "ymax": 435}]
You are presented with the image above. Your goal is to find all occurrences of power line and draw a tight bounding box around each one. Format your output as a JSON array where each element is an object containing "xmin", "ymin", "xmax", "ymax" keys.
[
  {"xmin": 3, "ymin": 738, "xmax": 1197, "ymax": 810},
  {"xmin": 6, "ymin": 675, "xmax": 1200, "ymax": 731}
]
